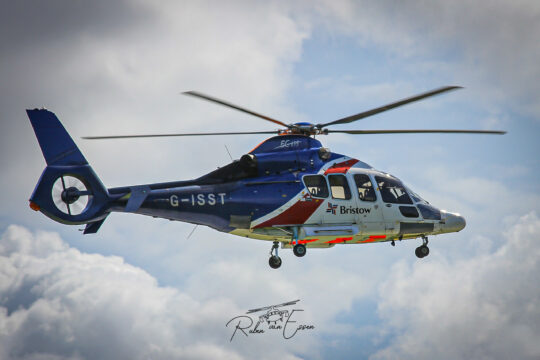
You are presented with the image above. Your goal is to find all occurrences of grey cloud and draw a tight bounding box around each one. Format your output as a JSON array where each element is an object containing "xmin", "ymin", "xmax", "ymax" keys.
[
  {"xmin": 310, "ymin": 0, "xmax": 540, "ymax": 118},
  {"xmin": 371, "ymin": 212, "xmax": 540, "ymax": 360},
  {"xmin": 0, "ymin": 0, "xmax": 152, "ymax": 54},
  {"xmin": 0, "ymin": 0, "xmax": 308, "ymax": 223}
]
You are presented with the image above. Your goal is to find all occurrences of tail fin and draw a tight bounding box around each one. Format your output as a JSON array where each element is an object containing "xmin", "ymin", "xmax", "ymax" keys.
[
  {"xmin": 27, "ymin": 109, "xmax": 110, "ymax": 232},
  {"xmin": 27, "ymin": 109, "xmax": 88, "ymax": 166}
]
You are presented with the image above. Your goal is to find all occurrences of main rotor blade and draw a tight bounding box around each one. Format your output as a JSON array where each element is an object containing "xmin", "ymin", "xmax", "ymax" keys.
[
  {"xmin": 183, "ymin": 91, "xmax": 290, "ymax": 128},
  {"xmin": 327, "ymin": 129, "xmax": 506, "ymax": 135},
  {"xmin": 82, "ymin": 130, "xmax": 279, "ymax": 140},
  {"xmin": 319, "ymin": 86, "xmax": 463, "ymax": 128}
]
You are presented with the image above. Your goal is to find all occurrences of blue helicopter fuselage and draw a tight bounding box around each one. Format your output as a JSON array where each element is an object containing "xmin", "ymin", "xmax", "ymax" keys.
[
  {"xmin": 27, "ymin": 109, "xmax": 465, "ymax": 259},
  {"xmin": 107, "ymin": 135, "xmax": 348, "ymax": 234}
]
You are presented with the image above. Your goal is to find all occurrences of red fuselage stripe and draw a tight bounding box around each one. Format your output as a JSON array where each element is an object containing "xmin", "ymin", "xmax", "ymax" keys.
[
  {"xmin": 324, "ymin": 159, "xmax": 359, "ymax": 175},
  {"xmin": 325, "ymin": 237, "xmax": 354, "ymax": 244},
  {"xmin": 298, "ymin": 239, "xmax": 318, "ymax": 244},
  {"xmin": 254, "ymin": 198, "xmax": 324, "ymax": 228},
  {"xmin": 358, "ymin": 235, "xmax": 386, "ymax": 243}
]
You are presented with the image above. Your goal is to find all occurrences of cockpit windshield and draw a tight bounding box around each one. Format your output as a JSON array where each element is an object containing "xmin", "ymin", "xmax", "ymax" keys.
[{"xmin": 405, "ymin": 187, "xmax": 427, "ymax": 204}]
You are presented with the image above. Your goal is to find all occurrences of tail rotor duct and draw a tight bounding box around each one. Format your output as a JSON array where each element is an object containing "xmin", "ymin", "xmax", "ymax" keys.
[{"xmin": 51, "ymin": 175, "xmax": 91, "ymax": 216}]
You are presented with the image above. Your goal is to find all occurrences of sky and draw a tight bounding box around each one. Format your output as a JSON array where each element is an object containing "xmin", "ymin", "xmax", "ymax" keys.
[{"xmin": 1, "ymin": 1, "xmax": 539, "ymax": 359}]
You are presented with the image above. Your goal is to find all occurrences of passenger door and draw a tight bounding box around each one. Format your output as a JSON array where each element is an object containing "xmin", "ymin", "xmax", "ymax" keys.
[
  {"xmin": 352, "ymin": 173, "xmax": 385, "ymax": 236},
  {"xmin": 322, "ymin": 174, "xmax": 356, "ymax": 224}
]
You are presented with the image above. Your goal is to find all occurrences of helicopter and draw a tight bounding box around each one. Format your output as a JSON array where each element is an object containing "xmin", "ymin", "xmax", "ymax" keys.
[{"xmin": 27, "ymin": 86, "xmax": 505, "ymax": 269}]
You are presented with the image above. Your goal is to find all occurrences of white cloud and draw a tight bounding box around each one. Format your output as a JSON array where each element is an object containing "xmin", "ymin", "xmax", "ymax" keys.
[
  {"xmin": 372, "ymin": 212, "xmax": 540, "ymax": 360},
  {"xmin": 0, "ymin": 225, "xmax": 275, "ymax": 359},
  {"xmin": 3, "ymin": 213, "xmax": 539, "ymax": 360}
]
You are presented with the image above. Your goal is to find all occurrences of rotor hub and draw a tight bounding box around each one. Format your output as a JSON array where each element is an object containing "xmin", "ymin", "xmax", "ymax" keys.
[
  {"xmin": 61, "ymin": 187, "xmax": 81, "ymax": 204},
  {"xmin": 279, "ymin": 123, "xmax": 328, "ymax": 137}
]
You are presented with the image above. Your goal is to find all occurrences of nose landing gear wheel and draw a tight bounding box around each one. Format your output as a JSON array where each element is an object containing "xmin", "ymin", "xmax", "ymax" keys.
[
  {"xmin": 293, "ymin": 243, "xmax": 306, "ymax": 257},
  {"xmin": 269, "ymin": 255, "xmax": 282, "ymax": 269},
  {"xmin": 415, "ymin": 245, "xmax": 430, "ymax": 258},
  {"xmin": 415, "ymin": 236, "xmax": 430, "ymax": 258}
]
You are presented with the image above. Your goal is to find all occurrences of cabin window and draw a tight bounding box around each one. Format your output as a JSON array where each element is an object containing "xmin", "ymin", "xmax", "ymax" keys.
[
  {"xmin": 354, "ymin": 174, "xmax": 376, "ymax": 202},
  {"xmin": 303, "ymin": 175, "xmax": 329, "ymax": 198},
  {"xmin": 375, "ymin": 176, "xmax": 413, "ymax": 204},
  {"xmin": 399, "ymin": 206, "xmax": 420, "ymax": 218},
  {"xmin": 328, "ymin": 174, "xmax": 351, "ymax": 200}
]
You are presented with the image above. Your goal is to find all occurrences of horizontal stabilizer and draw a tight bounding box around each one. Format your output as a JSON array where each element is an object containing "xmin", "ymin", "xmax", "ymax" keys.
[
  {"xmin": 83, "ymin": 216, "xmax": 108, "ymax": 234},
  {"xmin": 125, "ymin": 186, "xmax": 151, "ymax": 212}
]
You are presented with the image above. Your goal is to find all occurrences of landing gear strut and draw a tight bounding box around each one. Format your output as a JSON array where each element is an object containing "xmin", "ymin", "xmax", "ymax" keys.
[
  {"xmin": 268, "ymin": 241, "xmax": 282, "ymax": 269},
  {"xmin": 415, "ymin": 236, "xmax": 430, "ymax": 258}
]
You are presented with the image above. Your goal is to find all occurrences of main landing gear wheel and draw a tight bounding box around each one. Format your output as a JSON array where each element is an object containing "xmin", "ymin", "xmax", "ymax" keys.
[
  {"xmin": 293, "ymin": 243, "xmax": 306, "ymax": 257},
  {"xmin": 415, "ymin": 236, "xmax": 430, "ymax": 258},
  {"xmin": 268, "ymin": 241, "xmax": 282, "ymax": 269}
]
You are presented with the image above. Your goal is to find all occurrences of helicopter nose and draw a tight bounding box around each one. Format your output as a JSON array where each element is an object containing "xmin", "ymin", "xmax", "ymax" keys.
[{"xmin": 443, "ymin": 212, "xmax": 466, "ymax": 233}]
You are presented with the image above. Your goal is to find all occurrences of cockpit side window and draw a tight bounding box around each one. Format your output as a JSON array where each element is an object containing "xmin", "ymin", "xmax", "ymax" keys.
[
  {"xmin": 417, "ymin": 204, "xmax": 441, "ymax": 220},
  {"xmin": 353, "ymin": 174, "xmax": 376, "ymax": 202},
  {"xmin": 328, "ymin": 174, "xmax": 352, "ymax": 200},
  {"xmin": 303, "ymin": 175, "xmax": 329, "ymax": 198},
  {"xmin": 375, "ymin": 176, "xmax": 413, "ymax": 204}
]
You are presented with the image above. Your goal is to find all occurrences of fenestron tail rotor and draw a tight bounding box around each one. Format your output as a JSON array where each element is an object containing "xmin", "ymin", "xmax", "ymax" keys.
[
  {"xmin": 82, "ymin": 86, "xmax": 506, "ymax": 139},
  {"xmin": 51, "ymin": 175, "xmax": 91, "ymax": 216}
]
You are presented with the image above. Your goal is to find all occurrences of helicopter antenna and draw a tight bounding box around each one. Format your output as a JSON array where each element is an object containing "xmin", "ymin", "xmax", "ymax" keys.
[
  {"xmin": 224, "ymin": 145, "xmax": 233, "ymax": 161},
  {"xmin": 186, "ymin": 224, "xmax": 198, "ymax": 240}
]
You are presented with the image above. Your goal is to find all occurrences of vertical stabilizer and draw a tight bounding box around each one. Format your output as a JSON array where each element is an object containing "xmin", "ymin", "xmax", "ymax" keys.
[{"xmin": 27, "ymin": 109, "xmax": 88, "ymax": 166}]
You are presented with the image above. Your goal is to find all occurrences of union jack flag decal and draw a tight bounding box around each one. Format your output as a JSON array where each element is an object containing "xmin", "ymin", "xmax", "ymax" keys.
[{"xmin": 326, "ymin": 202, "xmax": 338, "ymax": 215}]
